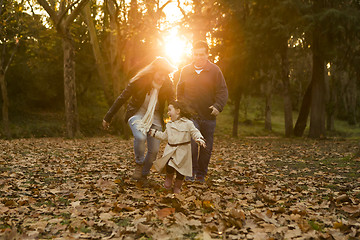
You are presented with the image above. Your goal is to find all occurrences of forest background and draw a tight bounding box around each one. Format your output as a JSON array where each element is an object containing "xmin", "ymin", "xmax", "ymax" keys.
[{"xmin": 1, "ymin": 0, "xmax": 360, "ymax": 140}]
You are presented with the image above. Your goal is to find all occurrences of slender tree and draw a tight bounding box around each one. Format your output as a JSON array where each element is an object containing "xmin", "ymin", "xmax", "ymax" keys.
[
  {"xmin": 37, "ymin": 0, "xmax": 89, "ymax": 138},
  {"xmin": 0, "ymin": 0, "xmax": 23, "ymax": 138}
]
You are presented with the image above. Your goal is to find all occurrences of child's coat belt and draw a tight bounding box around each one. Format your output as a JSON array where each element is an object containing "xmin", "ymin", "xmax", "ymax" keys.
[{"xmin": 167, "ymin": 141, "xmax": 191, "ymax": 147}]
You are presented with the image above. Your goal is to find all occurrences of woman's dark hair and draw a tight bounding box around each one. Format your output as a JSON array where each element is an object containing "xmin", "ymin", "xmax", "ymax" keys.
[{"xmin": 169, "ymin": 100, "xmax": 196, "ymax": 119}]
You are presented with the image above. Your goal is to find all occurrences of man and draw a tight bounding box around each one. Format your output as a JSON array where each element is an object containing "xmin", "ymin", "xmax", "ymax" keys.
[{"xmin": 177, "ymin": 40, "xmax": 228, "ymax": 182}]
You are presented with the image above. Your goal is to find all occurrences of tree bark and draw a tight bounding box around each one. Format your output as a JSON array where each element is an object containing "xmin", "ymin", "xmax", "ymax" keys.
[
  {"xmin": 309, "ymin": 30, "xmax": 326, "ymax": 138},
  {"xmin": 326, "ymin": 76, "xmax": 336, "ymax": 131},
  {"xmin": 347, "ymin": 71, "xmax": 357, "ymax": 125},
  {"xmin": 294, "ymin": 80, "xmax": 312, "ymax": 137},
  {"xmin": 0, "ymin": 72, "xmax": 10, "ymax": 138},
  {"xmin": 37, "ymin": 0, "xmax": 89, "ymax": 138},
  {"xmin": 83, "ymin": 2, "xmax": 112, "ymax": 106},
  {"xmin": 232, "ymin": 92, "xmax": 241, "ymax": 137},
  {"xmin": 280, "ymin": 45, "xmax": 293, "ymax": 137},
  {"xmin": 264, "ymin": 79, "xmax": 272, "ymax": 131},
  {"xmin": 265, "ymin": 95, "xmax": 272, "ymax": 131},
  {"xmin": 63, "ymin": 36, "xmax": 79, "ymax": 138}
]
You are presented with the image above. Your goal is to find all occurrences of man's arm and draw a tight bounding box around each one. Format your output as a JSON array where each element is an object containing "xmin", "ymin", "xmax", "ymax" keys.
[{"xmin": 212, "ymin": 68, "xmax": 228, "ymax": 113}]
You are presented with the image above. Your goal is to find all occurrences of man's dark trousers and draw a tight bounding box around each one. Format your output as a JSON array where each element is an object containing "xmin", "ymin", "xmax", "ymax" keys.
[{"xmin": 191, "ymin": 118, "xmax": 216, "ymax": 179}]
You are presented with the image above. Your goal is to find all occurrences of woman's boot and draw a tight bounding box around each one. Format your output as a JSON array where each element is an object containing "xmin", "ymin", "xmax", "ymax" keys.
[
  {"xmin": 132, "ymin": 163, "xmax": 143, "ymax": 180},
  {"xmin": 164, "ymin": 174, "xmax": 174, "ymax": 189},
  {"xmin": 173, "ymin": 179, "xmax": 184, "ymax": 194}
]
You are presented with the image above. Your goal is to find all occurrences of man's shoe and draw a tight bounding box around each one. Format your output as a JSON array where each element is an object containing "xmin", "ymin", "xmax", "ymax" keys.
[
  {"xmin": 185, "ymin": 176, "xmax": 195, "ymax": 182},
  {"xmin": 132, "ymin": 163, "xmax": 143, "ymax": 180},
  {"xmin": 196, "ymin": 176, "xmax": 205, "ymax": 183}
]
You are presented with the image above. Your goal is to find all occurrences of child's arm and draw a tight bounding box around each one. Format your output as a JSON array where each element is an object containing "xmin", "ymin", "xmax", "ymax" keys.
[
  {"xmin": 148, "ymin": 128, "xmax": 168, "ymax": 141},
  {"xmin": 189, "ymin": 122, "xmax": 206, "ymax": 148}
]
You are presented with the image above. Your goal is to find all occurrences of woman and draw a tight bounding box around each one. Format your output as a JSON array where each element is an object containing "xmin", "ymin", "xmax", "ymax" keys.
[{"xmin": 102, "ymin": 57, "xmax": 177, "ymax": 180}]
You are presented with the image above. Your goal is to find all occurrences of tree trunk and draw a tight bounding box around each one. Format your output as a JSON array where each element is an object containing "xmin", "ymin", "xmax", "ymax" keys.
[
  {"xmin": 110, "ymin": 0, "xmax": 134, "ymax": 139},
  {"xmin": 294, "ymin": 81, "xmax": 312, "ymax": 137},
  {"xmin": 265, "ymin": 95, "xmax": 272, "ymax": 131},
  {"xmin": 264, "ymin": 80, "xmax": 272, "ymax": 131},
  {"xmin": 326, "ymin": 76, "xmax": 336, "ymax": 131},
  {"xmin": 83, "ymin": 3, "xmax": 112, "ymax": 106},
  {"xmin": 232, "ymin": 93, "xmax": 241, "ymax": 137},
  {"xmin": 347, "ymin": 71, "xmax": 357, "ymax": 125},
  {"xmin": 309, "ymin": 30, "xmax": 326, "ymax": 138},
  {"xmin": 63, "ymin": 36, "xmax": 80, "ymax": 138},
  {"xmin": 280, "ymin": 46, "xmax": 293, "ymax": 137},
  {"xmin": 0, "ymin": 72, "xmax": 10, "ymax": 138}
]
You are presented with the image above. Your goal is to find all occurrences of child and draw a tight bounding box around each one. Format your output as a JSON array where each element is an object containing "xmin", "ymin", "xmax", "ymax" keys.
[{"xmin": 149, "ymin": 101, "xmax": 206, "ymax": 193}]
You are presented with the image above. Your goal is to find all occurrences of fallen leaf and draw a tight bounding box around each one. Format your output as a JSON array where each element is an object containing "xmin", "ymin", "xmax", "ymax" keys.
[{"xmin": 156, "ymin": 208, "xmax": 175, "ymax": 219}]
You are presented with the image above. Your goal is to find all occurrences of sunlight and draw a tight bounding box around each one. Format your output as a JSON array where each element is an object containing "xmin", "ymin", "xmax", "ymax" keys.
[
  {"xmin": 161, "ymin": 0, "xmax": 193, "ymax": 65},
  {"xmin": 163, "ymin": 28, "xmax": 192, "ymax": 65}
]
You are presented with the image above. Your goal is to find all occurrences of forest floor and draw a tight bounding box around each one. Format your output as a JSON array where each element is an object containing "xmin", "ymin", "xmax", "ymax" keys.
[{"xmin": 0, "ymin": 136, "xmax": 359, "ymax": 239}]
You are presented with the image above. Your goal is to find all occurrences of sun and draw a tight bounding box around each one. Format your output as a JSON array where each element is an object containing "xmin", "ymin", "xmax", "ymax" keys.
[
  {"xmin": 161, "ymin": 1, "xmax": 192, "ymax": 65},
  {"xmin": 163, "ymin": 28, "xmax": 192, "ymax": 65}
]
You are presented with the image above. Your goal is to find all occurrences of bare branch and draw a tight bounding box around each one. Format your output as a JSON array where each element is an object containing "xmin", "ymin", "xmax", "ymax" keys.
[
  {"xmin": 37, "ymin": 0, "xmax": 58, "ymax": 22},
  {"xmin": 158, "ymin": 0, "xmax": 171, "ymax": 12},
  {"xmin": 176, "ymin": 0, "xmax": 188, "ymax": 19},
  {"xmin": 65, "ymin": 0, "xmax": 90, "ymax": 27},
  {"xmin": 26, "ymin": 0, "xmax": 37, "ymax": 16},
  {"xmin": 4, "ymin": 40, "xmax": 19, "ymax": 74},
  {"xmin": 0, "ymin": 0, "xmax": 4, "ymax": 16},
  {"xmin": 57, "ymin": 0, "xmax": 81, "ymax": 26},
  {"xmin": 1, "ymin": 45, "xmax": 5, "ymax": 72}
]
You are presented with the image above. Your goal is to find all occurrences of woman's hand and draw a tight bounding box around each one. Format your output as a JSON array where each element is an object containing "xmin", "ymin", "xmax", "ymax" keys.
[
  {"xmin": 102, "ymin": 120, "xmax": 110, "ymax": 130},
  {"xmin": 148, "ymin": 128, "xmax": 156, "ymax": 137}
]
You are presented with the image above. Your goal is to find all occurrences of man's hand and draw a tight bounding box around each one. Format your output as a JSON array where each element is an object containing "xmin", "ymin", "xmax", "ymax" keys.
[
  {"xmin": 102, "ymin": 120, "xmax": 110, "ymax": 130},
  {"xmin": 209, "ymin": 106, "xmax": 220, "ymax": 116}
]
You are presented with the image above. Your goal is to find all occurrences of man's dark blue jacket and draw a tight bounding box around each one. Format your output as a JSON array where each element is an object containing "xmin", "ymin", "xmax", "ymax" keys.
[{"xmin": 177, "ymin": 60, "xmax": 228, "ymax": 120}]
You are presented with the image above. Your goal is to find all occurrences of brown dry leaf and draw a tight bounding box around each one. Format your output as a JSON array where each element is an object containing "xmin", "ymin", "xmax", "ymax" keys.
[
  {"xmin": 187, "ymin": 219, "xmax": 202, "ymax": 226},
  {"xmin": 297, "ymin": 218, "xmax": 311, "ymax": 233},
  {"xmin": 1, "ymin": 137, "xmax": 359, "ymax": 239},
  {"xmin": 156, "ymin": 207, "xmax": 175, "ymax": 219},
  {"xmin": 336, "ymin": 194, "xmax": 352, "ymax": 204},
  {"xmin": 252, "ymin": 211, "xmax": 279, "ymax": 226},
  {"xmin": 341, "ymin": 205, "xmax": 360, "ymax": 214},
  {"xmin": 328, "ymin": 229, "xmax": 348, "ymax": 240},
  {"xmin": 99, "ymin": 212, "xmax": 113, "ymax": 221}
]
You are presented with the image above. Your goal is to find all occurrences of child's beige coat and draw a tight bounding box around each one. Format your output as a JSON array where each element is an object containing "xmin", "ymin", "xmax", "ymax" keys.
[{"xmin": 152, "ymin": 117, "xmax": 204, "ymax": 177}]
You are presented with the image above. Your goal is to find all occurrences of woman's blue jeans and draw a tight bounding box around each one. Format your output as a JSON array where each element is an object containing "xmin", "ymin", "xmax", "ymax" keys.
[{"xmin": 128, "ymin": 116, "xmax": 161, "ymax": 176}]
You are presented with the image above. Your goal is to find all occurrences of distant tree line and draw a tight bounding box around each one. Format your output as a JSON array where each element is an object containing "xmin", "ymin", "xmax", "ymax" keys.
[{"xmin": 1, "ymin": 0, "xmax": 359, "ymax": 139}]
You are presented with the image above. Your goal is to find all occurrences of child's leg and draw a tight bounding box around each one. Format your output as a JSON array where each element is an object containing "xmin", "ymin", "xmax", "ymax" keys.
[
  {"xmin": 175, "ymin": 171, "xmax": 185, "ymax": 181},
  {"xmin": 166, "ymin": 164, "xmax": 175, "ymax": 175},
  {"xmin": 164, "ymin": 162, "xmax": 175, "ymax": 189},
  {"xmin": 173, "ymin": 171, "xmax": 185, "ymax": 194}
]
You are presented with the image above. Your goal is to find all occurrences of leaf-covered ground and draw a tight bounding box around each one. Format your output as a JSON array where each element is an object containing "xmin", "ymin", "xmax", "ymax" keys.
[{"xmin": 0, "ymin": 136, "xmax": 359, "ymax": 239}]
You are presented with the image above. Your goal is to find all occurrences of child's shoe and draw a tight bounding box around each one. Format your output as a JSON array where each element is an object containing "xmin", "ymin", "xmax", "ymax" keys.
[
  {"xmin": 164, "ymin": 174, "xmax": 174, "ymax": 189},
  {"xmin": 173, "ymin": 179, "xmax": 184, "ymax": 194}
]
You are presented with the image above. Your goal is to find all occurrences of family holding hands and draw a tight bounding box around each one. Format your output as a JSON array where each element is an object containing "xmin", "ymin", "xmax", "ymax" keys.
[{"xmin": 102, "ymin": 41, "xmax": 228, "ymax": 193}]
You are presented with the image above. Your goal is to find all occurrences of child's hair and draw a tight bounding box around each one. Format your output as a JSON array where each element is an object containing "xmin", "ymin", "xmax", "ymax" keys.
[{"xmin": 170, "ymin": 100, "xmax": 196, "ymax": 119}]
